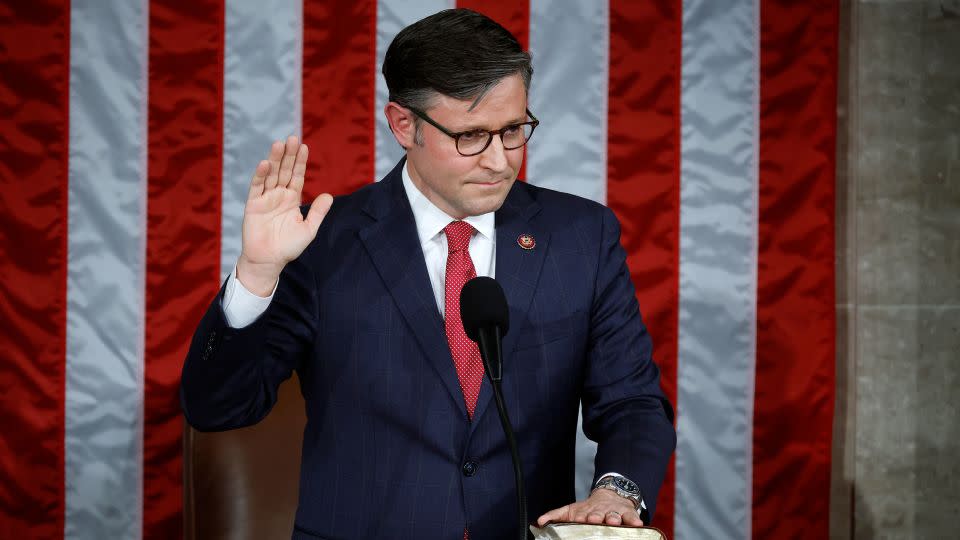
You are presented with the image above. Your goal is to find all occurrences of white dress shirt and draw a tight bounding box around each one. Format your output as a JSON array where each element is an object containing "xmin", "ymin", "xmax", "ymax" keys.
[{"xmin": 222, "ymin": 161, "xmax": 495, "ymax": 327}]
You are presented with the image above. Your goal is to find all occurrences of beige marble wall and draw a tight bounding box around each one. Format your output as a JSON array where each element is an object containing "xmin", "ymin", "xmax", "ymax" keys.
[{"xmin": 832, "ymin": 1, "xmax": 960, "ymax": 538}]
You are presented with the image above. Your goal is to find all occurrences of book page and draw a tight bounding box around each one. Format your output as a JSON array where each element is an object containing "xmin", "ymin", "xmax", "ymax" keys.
[{"xmin": 530, "ymin": 522, "xmax": 667, "ymax": 540}]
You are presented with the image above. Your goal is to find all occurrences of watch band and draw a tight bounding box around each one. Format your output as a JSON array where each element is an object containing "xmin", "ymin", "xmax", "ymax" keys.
[{"xmin": 593, "ymin": 473, "xmax": 650, "ymax": 524}]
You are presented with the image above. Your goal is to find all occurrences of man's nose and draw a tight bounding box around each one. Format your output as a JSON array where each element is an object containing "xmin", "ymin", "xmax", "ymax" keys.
[{"xmin": 478, "ymin": 134, "xmax": 509, "ymax": 172}]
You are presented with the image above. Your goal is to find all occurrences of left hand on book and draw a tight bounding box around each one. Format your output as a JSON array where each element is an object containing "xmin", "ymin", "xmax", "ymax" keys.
[{"xmin": 536, "ymin": 487, "xmax": 644, "ymax": 528}]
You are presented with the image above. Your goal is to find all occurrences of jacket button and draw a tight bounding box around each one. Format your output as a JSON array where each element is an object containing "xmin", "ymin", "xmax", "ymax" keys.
[{"xmin": 462, "ymin": 461, "xmax": 478, "ymax": 477}]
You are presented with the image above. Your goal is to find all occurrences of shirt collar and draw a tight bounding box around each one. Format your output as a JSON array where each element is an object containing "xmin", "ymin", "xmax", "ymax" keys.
[{"xmin": 401, "ymin": 160, "xmax": 496, "ymax": 245}]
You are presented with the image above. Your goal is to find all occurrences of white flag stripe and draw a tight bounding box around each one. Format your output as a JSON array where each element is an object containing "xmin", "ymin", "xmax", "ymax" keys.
[
  {"xmin": 374, "ymin": 0, "xmax": 454, "ymax": 181},
  {"xmin": 221, "ymin": 0, "xmax": 303, "ymax": 280},
  {"xmin": 66, "ymin": 1, "xmax": 148, "ymax": 538},
  {"xmin": 675, "ymin": 0, "xmax": 760, "ymax": 538},
  {"xmin": 527, "ymin": 0, "xmax": 608, "ymax": 205},
  {"xmin": 527, "ymin": 0, "xmax": 610, "ymax": 501}
]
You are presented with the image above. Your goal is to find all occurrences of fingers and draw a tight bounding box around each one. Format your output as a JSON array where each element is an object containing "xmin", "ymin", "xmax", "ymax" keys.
[
  {"xmin": 304, "ymin": 193, "xmax": 334, "ymax": 236},
  {"xmin": 288, "ymin": 143, "xmax": 309, "ymax": 193},
  {"xmin": 264, "ymin": 139, "xmax": 285, "ymax": 190},
  {"xmin": 537, "ymin": 501, "xmax": 643, "ymax": 528},
  {"xmin": 248, "ymin": 159, "xmax": 270, "ymax": 200},
  {"xmin": 603, "ymin": 511, "xmax": 623, "ymax": 526},
  {"xmin": 259, "ymin": 135, "xmax": 306, "ymax": 196},
  {"xmin": 621, "ymin": 510, "xmax": 644, "ymax": 527},
  {"xmin": 277, "ymin": 135, "xmax": 300, "ymax": 188},
  {"xmin": 585, "ymin": 510, "xmax": 605, "ymax": 524}
]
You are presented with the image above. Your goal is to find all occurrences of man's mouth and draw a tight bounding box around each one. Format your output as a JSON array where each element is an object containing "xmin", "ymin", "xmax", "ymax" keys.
[{"xmin": 468, "ymin": 178, "xmax": 505, "ymax": 186}]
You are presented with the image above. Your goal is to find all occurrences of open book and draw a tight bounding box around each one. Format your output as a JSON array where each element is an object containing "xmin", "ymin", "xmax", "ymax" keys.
[{"xmin": 530, "ymin": 522, "xmax": 667, "ymax": 539}]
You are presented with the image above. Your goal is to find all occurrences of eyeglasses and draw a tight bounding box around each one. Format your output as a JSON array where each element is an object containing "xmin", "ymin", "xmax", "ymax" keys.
[{"xmin": 408, "ymin": 107, "xmax": 539, "ymax": 157}]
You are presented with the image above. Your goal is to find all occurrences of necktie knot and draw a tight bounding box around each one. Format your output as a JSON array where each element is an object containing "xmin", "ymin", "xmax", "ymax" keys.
[{"xmin": 444, "ymin": 221, "xmax": 474, "ymax": 254}]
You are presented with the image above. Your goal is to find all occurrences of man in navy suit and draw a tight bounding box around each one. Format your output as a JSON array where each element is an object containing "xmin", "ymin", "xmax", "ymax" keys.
[{"xmin": 181, "ymin": 9, "xmax": 675, "ymax": 540}]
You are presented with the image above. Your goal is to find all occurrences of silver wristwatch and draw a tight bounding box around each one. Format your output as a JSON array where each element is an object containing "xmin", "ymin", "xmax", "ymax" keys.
[{"xmin": 593, "ymin": 474, "xmax": 650, "ymax": 523}]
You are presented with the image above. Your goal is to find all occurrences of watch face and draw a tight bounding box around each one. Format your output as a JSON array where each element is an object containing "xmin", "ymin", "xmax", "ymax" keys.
[{"xmin": 614, "ymin": 476, "xmax": 640, "ymax": 495}]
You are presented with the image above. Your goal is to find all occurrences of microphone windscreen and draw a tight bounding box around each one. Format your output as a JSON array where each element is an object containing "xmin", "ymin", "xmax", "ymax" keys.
[{"xmin": 459, "ymin": 276, "xmax": 510, "ymax": 342}]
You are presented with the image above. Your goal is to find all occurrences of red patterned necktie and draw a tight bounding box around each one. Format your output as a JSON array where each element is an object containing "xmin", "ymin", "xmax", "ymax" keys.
[{"xmin": 443, "ymin": 220, "xmax": 485, "ymax": 419}]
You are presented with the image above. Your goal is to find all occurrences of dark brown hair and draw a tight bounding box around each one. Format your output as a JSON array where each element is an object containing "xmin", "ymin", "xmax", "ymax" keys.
[{"xmin": 382, "ymin": 8, "xmax": 533, "ymax": 113}]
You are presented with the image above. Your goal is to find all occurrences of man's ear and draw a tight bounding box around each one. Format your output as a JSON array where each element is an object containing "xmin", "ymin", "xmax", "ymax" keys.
[{"xmin": 384, "ymin": 102, "xmax": 416, "ymax": 149}]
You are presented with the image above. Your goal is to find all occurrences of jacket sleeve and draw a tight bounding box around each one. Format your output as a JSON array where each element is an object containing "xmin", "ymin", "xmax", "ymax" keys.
[
  {"xmin": 179, "ymin": 245, "xmax": 319, "ymax": 432},
  {"xmin": 580, "ymin": 206, "xmax": 677, "ymax": 522}
]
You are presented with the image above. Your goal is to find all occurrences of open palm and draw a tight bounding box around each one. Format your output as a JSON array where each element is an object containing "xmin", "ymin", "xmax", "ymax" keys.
[{"xmin": 238, "ymin": 135, "xmax": 332, "ymax": 295}]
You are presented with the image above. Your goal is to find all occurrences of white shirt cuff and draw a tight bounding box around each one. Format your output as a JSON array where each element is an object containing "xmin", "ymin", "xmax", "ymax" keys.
[
  {"xmin": 221, "ymin": 265, "xmax": 278, "ymax": 328},
  {"xmin": 595, "ymin": 471, "xmax": 628, "ymax": 486}
]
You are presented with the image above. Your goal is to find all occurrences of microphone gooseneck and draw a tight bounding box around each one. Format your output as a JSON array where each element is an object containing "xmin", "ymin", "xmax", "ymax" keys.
[{"xmin": 460, "ymin": 277, "xmax": 527, "ymax": 540}]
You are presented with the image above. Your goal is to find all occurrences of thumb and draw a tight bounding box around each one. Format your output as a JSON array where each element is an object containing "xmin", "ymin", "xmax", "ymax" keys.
[
  {"xmin": 537, "ymin": 504, "xmax": 571, "ymax": 527},
  {"xmin": 304, "ymin": 193, "xmax": 333, "ymax": 235}
]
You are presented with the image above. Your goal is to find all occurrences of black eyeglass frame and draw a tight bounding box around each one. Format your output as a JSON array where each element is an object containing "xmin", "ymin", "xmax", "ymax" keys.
[{"xmin": 407, "ymin": 107, "xmax": 540, "ymax": 157}]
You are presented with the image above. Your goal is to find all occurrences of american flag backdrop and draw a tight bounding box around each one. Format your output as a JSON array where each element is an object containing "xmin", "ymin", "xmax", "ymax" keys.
[{"xmin": 0, "ymin": 1, "xmax": 837, "ymax": 539}]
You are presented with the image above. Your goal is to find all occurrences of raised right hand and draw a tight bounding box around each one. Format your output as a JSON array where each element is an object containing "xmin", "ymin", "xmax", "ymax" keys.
[{"xmin": 237, "ymin": 135, "xmax": 333, "ymax": 296}]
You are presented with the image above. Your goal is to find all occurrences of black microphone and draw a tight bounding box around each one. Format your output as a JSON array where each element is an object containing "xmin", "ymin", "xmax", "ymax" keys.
[
  {"xmin": 460, "ymin": 277, "xmax": 527, "ymax": 540},
  {"xmin": 460, "ymin": 276, "xmax": 510, "ymax": 382}
]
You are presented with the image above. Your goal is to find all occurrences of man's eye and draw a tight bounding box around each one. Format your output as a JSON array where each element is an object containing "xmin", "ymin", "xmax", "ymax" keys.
[
  {"xmin": 460, "ymin": 131, "xmax": 485, "ymax": 142},
  {"xmin": 504, "ymin": 125, "xmax": 521, "ymax": 135}
]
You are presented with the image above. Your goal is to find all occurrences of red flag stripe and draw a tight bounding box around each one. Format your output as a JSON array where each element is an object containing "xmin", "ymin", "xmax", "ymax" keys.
[
  {"xmin": 144, "ymin": 1, "xmax": 225, "ymax": 536},
  {"xmin": 753, "ymin": 0, "xmax": 838, "ymax": 537},
  {"xmin": 0, "ymin": 2, "xmax": 69, "ymax": 537},
  {"xmin": 606, "ymin": 1, "xmax": 682, "ymax": 535},
  {"xmin": 302, "ymin": 0, "xmax": 377, "ymax": 196},
  {"xmin": 456, "ymin": 0, "xmax": 529, "ymax": 50}
]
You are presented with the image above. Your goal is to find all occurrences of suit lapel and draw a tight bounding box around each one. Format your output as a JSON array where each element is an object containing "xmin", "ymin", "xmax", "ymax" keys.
[
  {"xmin": 358, "ymin": 160, "xmax": 469, "ymax": 420},
  {"xmin": 470, "ymin": 183, "xmax": 549, "ymax": 428}
]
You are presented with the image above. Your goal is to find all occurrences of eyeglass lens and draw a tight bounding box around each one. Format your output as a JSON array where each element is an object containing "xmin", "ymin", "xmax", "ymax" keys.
[{"xmin": 457, "ymin": 123, "xmax": 535, "ymax": 156}]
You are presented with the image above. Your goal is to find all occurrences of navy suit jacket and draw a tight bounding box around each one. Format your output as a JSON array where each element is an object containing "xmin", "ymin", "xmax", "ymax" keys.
[{"xmin": 180, "ymin": 159, "xmax": 676, "ymax": 540}]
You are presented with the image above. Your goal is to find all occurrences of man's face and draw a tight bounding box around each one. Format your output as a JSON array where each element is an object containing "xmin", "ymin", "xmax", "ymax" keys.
[{"xmin": 405, "ymin": 74, "xmax": 527, "ymax": 219}]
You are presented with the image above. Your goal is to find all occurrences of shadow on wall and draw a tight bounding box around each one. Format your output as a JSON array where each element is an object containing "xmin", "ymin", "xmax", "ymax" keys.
[
  {"xmin": 853, "ymin": 488, "xmax": 875, "ymax": 539},
  {"xmin": 938, "ymin": 1, "xmax": 960, "ymax": 19}
]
